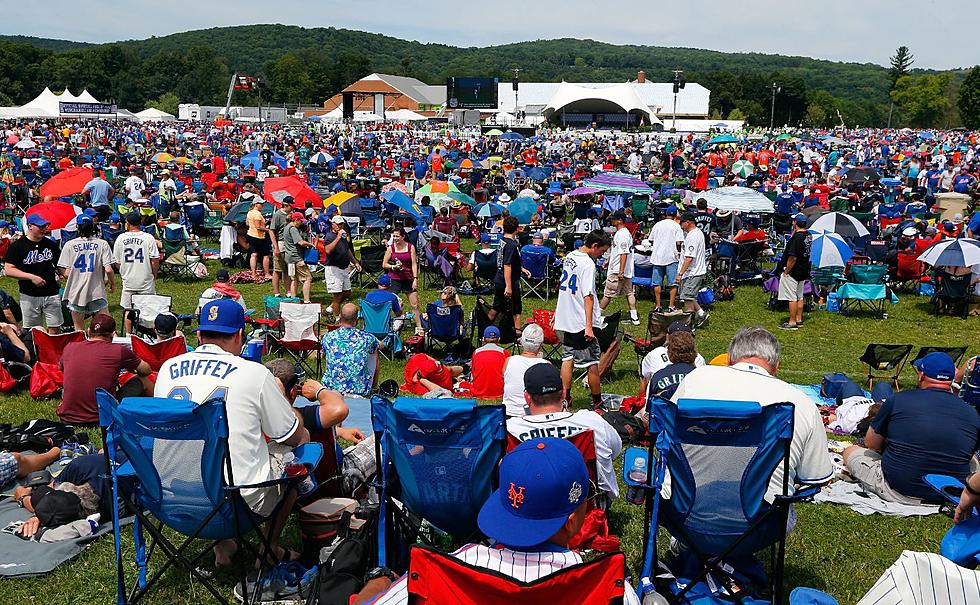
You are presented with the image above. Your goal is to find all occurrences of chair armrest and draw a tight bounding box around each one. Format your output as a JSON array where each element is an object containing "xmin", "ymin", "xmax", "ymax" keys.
[
  {"xmin": 225, "ymin": 443, "xmax": 324, "ymax": 492},
  {"xmin": 773, "ymin": 484, "xmax": 821, "ymax": 504}
]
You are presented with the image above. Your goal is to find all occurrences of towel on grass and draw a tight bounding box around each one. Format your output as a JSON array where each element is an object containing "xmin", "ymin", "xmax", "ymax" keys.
[{"xmin": 814, "ymin": 480, "xmax": 941, "ymax": 517}]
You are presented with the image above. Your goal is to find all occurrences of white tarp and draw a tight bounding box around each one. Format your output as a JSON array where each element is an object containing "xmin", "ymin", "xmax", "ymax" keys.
[{"xmin": 385, "ymin": 108, "xmax": 427, "ymax": 122}]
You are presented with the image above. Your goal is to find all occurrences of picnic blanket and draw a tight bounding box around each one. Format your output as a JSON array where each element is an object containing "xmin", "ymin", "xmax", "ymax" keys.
[
  {"xmin": 814, "ymin": 480, "xmax": 941, "ymax": 517},
  {"xmin": 0, "ymin": 499, "xmax": 129, "ymax": 577}
]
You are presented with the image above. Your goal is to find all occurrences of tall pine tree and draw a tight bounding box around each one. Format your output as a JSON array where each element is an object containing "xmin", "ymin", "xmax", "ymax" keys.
[{"xmin": 887, "ymin": 46, "xmax": 914, "ymax": 127}]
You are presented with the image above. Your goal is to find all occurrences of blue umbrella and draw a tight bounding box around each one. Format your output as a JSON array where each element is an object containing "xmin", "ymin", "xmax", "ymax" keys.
[
  {"xmin": 475, "ymin": 202, "xmax": 504, "ymax": 218},
  {"xmin": 919, "ymin": 131, "xmax": 936, "ymax": 141},
  {"xmin": 706, "ymin": 134, "xmax": 739, "ymax": 145},
  {"xmin": 500, "ymin": 132, "xmax": 525, "ymax": 141},
  {"xmin": 917, "ymin": 238, "xmax": 980, "ymax": 267},
  {"xmin": 526, "ymin": 167, "xmax": 551, "ymax": 182},
  {"xmin": 240, "ymin": 150, "xmax": 286, "ymax": 170},
  {"xmin": 808, "ymin": 231, "xmax": 854, "ymax": 268},
  {"xmin": 507, "ymin": 197, "xmax": 539, "ymax": 224},
  {"xmin": 381, "ymin": 189, "xmax": 425, "ymax": 222},
  {"xmin": 308, "ymin": 151, "xmax": 334, "ymax": 165}
]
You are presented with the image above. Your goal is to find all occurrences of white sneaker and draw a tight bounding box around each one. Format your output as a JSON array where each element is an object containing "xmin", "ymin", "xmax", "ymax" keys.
[{"xmin": 627, "ymin": 316, "xmax": 641, "ymax": 326}]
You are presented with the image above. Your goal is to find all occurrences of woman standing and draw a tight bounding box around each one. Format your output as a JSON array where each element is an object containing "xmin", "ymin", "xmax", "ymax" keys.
[{"xmin": 383, "ymin": 227, "xmax": 422, "ymax": 333}]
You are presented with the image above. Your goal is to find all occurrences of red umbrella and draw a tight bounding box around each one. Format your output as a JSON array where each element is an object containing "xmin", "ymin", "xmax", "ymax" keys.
[
  {"xmin": 262, "ymin": 175, "xmax": 321, "ymax": 208},
  {"xmin": 25, "ymin": 201, "xmax": 82, "ymax": 230},
  {"xmin": 39, "ymin": 167, "xmax": 100, "ymax": 198},
  {"xmin": 5, "ymin": 135, "xmax": 18, "ymax": 145}
]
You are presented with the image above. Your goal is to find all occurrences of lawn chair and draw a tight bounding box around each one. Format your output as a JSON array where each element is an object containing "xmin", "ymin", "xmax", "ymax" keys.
[
  {"xmin": 96, "ymin": 389, "xmax": 323, "ymax": 605},
  {"xmin": 521, "ymin": 249, "xmax": 553, "ymax": 300},
  {"xmin": 810, "ymin": 265, "xmax": 844, "ymax": 297},
  {"xmin": 891, "ymin": 250, "xmax": 925, "ymax": 292},
  {"xmin": 423, "ymin": 302, "xmax": 467, "ymax": 361},
  {"xmin": 859, "ymin": 343, "xmax": 913, "ymax": 390},
  {"xmin": 526, "ymin": 308, "xmax": 562, "ymax": 361},
  {"xmin": 128, "ymin": 294, "xmax": 181, "ymax": 341},
  {"xmin": 468, "ymin": 248, "xmax": 497, "ymax": 293},
  {"xmin": 355, "ymin": 244, "xmax": 386, "ymax": 287},
  {"xmin": 959, "ymin": 355, "xmax": 980, "ymax": 414},
  {"xmin": 28, "ymin": 328, "xmax": 85, "ymax": 398},
  {"xmin": 933, "ymin": 270, "xmax": 971, "ymax": 318},
  {"xmin": 130, "ymin": 334, "xmax": 188, "ymax": 373},
  {"xmin": 470, "ymin": 295, "xmax": 516, "ymax": 347},
  {"xmin": 910, "ymin": 346, "xmax": 968, "ymax": 368},
  {"xmin": 635, "ymin": 396, "xmax": 819, "ymax": 605},
  {"xmin": 631, "ymin": 261, "xmax": 654, "ymax": 298},
  {"xmin": 360, "ymin": 298, "xmax": 402, "ymax": 360},
  {"xmin": 838, "ymin": 263, "xmax": 893, "ymax": 318},
  {"xmin": 370, "ymin": 394, "xmax": 506, "ymax": 572},
  {"xmin": 624, "ymin": 311, "xmax": 693, "ymax": 377},
  {"xmin": 406, "ymin": 545, "xmax": 627, "ymax": 605},
  {"xmin": 160, "ymin": 229, "xmax": 198, "ymax": 280},
  {"xmin": 100, "ymin": 222, "xmax": 123, "ymax": 247},
  {"xmin": 273, "ymin": 302, "xmax": 323, "ymax": 377}
]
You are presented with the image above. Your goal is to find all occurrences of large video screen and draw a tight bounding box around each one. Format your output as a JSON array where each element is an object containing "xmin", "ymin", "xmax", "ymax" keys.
[{"xmin": 446, "ymin": 77, "xmax": 499, "ymax": 109}]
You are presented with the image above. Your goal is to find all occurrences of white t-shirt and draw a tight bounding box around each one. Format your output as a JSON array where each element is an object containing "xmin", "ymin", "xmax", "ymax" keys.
[
  {"xmin": 607, "ymin": 226, "xmax": 634, "ymax": 278},
  {"xmin": 507, "ymin": 410, "xmax": 623, "ymax": 497},
  {"xmin": 124, "ymin": 175, "xmax": 146, "ymax": 201},
  {"xmin": 680, "ymin": 227, "xmax": 707, "ymax": 278},
  {"xmin": 154, "ymin": 344, "xmax": 299, "ymax": 513},
  {"xmin": 159, "ymin": 177, "xmax": 177, "ymax": 201},
  {"xmin": 670, "ymin": 362, "xmax": 834, "ymax": 502},
  {"xmin": 647, "ymin": 218, "xmax": 683, "ymax": 266},
  {"xmin": 501, "ymin": 355, "xmax": 550, "ymax": 417},
  {"xmin": 554, "ymin": 250, "xmax": 601, "ymax": 334},
  {"xmin": 113, "ymin": 230, "xmax": 160, "ymax": 292},
  {"xmin": 641, "ymin": 346, "xmax": 705, "ymax": 378}
]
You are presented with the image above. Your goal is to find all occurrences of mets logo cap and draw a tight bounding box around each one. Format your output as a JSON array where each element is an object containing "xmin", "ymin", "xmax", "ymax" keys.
[
  {"xmin": 197, "ymin": 299, "xmax": 245, "ymax": 334},
  {"xmin": 477, "ymin": 437, "xmax": 589, "ymax": 548}
]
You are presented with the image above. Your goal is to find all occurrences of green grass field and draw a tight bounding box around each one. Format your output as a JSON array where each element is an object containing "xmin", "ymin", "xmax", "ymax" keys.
[{"xmin": 1, "ymin": 247, "xmax": 975, "ymax": 605}]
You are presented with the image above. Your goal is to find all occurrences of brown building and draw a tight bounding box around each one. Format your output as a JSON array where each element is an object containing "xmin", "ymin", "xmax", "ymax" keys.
[{"xmin": 311, "ymin": 73, "xmax": 446, "ymax": 117}]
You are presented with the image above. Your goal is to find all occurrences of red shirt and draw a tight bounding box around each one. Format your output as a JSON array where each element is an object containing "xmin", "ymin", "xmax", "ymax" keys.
[
  {"xmin": 59, "ymin": 339, "xmax": 141, "ymax": 424},
  {"xmin": 468, "ymin": 345, "xmax": 509, "ymax": 399},
  {"xmin": 212, "ymin": 155, "xmax": 226, "ymax": 175},
  {"xmin": 402, "ymin": 353, "xmax": 453, "ymax": 395}
]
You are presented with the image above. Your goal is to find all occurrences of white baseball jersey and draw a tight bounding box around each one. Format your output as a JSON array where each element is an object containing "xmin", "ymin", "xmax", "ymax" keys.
[
  {"xmin": 371, "ymin": 543, "xmax": 641, "ymax": 604},
  {"xmin": 57, "ymin": 236, "xmax": 115, "ymax": 306},
  {"xmin": 554, "ymin": 250, "xmax": 601, "ymax": 334},
  {"xmin": 640, "ymin": 346, "xmax": 706, "ymax": 379},
  {"xmin": 606, "ymin": 226, "xmax": 634, "ymax": 278},
  {"xmin": 113, "ymin": 231, "xmax": 160, "ymax": 292},
  {"xmin": 856, "ymin": 551, "xmax": 980, "ymax": 605},
  {"xmin": 124, "ymin": 175, "xmax": 146, "ymax": 201},
  {"xmin": 507, "ymin": 411, "xmax": 623, "ymax": 497},
  {"xmin": 154, "ymin": 344, "xmax": 299, "ymax": 512},
  {"xmin": 681, "ymin": 227, "xmax": 707, "ymax": 278}
]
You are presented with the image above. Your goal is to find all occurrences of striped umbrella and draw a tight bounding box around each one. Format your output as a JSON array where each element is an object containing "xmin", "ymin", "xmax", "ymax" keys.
[
  {"xmin": 808, "ymin": 231, "xmax": 854, "ymax": 268},
  {"xmin": 731, "ymin": 160, "xmax": 754, "ymax": 178},
  {"xmin": 917, "ymin": 238, "xmax": 980, "ymax": 267},
  {"xmin": 309, "ymin": 151, "xmax": 334, "ymax": 165},
  {"xmin": 151, "ymin": 152, "xmax": 175, "ymax": 164},
  {"xmin": 808, "ymin": 212, "xmax": 870, "ymax": 238},
  {"xmin": 583, "ymin": 172, "xmax": 653, "ymax": 194}
]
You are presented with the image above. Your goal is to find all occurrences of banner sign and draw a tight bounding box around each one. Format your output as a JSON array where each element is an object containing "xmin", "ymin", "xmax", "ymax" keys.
[{"xmin": 59, "ymin": 102, "xmax": 118, "ymax": 114}]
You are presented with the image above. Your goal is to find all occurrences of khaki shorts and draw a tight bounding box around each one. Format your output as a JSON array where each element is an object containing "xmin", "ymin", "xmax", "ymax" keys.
[
  {"xmin": 241, "ymin": 442, "xmax": 291, "ymax": 518},
  {"xmin": 602, "ymin": 273, "xmax": 633, "ymax": 299},
  {"xmin": 289, "ymin": 261, "xmax": 312, "ymax": 282},
  {"xmin": 777, "ymin": 273, "xmax": 805, "ymax": 302},
  {"xmin": 678, "ymin": 273, "xmax": 706, "ymax": 302},
  {"xmin": 272, "ymin": 252, "xmax": 286, "ymax": 273},
  {"xmin": 843, "ymin": 448, "xmax": 924, "ymax": 505}
]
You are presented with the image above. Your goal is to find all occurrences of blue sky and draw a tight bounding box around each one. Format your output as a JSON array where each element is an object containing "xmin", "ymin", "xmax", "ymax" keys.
[{"xmin": 3, "ymin": 0, "xmax": 974, "ymax": 70}]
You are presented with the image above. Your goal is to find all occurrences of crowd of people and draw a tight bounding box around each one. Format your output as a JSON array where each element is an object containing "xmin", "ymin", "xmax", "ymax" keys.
[{"xmin": 0, "ymin": 116, "xmax": 978, "ymax": 603}]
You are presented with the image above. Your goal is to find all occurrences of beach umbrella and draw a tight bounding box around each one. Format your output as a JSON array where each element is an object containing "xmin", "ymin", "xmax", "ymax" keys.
[
  {"xmin": 808, "ymin": 212, "xmax": 870, "ymax": 238},
  {"xmin": 240, "ymin": 150, "xmax": 287, "ymax": 170},
  {"xmin": 775, "ymin": 133, "xmax": 792, "ymax": 141},
  {"xmin": 700, "ymin": 186, "xmax": 774, "ymax": 213},
  {"xmin": 447, "ymin": 191, "xmax": 476, "ymax": 206},
  {"xmin": 475, "ymin": 202, "xmax": 505, "ymax": 218},
  {"xmin": 568, "ymin": 186, "xmax": 601, "ymax": 197},
  {"xmin": 526, "ymin": 167, "xmax": 551, "ymax": 182},
  {"xmin": 263, "ymin": 175, "xmax": 321, "ymax": 208},
  {"xmin": 308, "ymin": 151, "xmax": 334, "ymax": 166},
  {"xmin": 706, "ymin": 134, "xmax": 739, "ymax": 145},
  {"xmin": 224, "ymin": 199, "xmax": 275, "ymax": 223},
  {"xmin": 458, "ymin": 158, "xmax": 474, "ymax": 169},
  {"xmin": 508, "ymin": 197, "xmax": 539, "ymax": 224},
  {"xmin": 151, "ymin": 152, "xmax": 175, "ymax": 164},
  {"xmin": 918, "ymin": 131, "xmax": 936, "ymax": 141},
  {"xmin": 917, "ymin": 238, "xmax": 980, "ymax": 267},
  {"xmin": 808, "ymin": 231, "xmax": 854, "ymax": 268},
  {"xmin": 880, "ymin": 177, "xmax": 903, "ymax": 187},
  {"xmin": 381, "ymin": 189, "xmax": 425, "ymax": 222},
  {"xmin": 501, "ymin": 132, "xmax": 525, "ymax": 141},
  {"xmin": 174, "ymin": 156, "xmax": 195, "ymax": 165},
  {"xmin": 485, "ymin": 129, "xmax": 504, "ymax": 136},
  {"xmin": 14, "ymin": 139, "xmax": 36, "ymax": 150},
  {"xmin": 381, "ymin": 181, "xmax": 408, "ymax": 195},
  {"xmin": 583, "ymin": 172, "xmax": 653, "ymax": 194},
  {"xmin": 39, "ymin": 167, "xmax": 100, "ymax": 198},
  {"xmin": 841, "ymin": 167, "xmax": 880, "ymax": 186},
  {"xmin": 323, "ymin": 191, "xmax": 358, "ymax": 209},
  {"xmin": 24, "ymin": 201, "xmax": 82, "ymax": 230},
  {"xmin": 731, "ymin": 160, "xmax": 754, "ymax": 178}
]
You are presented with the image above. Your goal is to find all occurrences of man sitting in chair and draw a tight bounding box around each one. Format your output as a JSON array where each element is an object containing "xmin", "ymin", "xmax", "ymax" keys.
[
  {"xmin": 353, "ymin": 438, "xmax": 641, "ymax": 604},
  {"xmin": 154, "ymin": 299, "xmax": 311, "ymax": 566}
]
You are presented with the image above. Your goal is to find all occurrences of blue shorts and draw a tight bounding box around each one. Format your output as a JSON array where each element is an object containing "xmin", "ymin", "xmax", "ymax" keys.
[
  {"xmin": 651, "ymin": 263, "xmax": 678, "ymax": 288},
  {"xmin": 0, "ymin": 452, "xmax": 17, "ymax": 486}
]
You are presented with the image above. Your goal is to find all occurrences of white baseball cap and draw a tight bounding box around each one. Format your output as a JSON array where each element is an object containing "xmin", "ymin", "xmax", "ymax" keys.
[{"xmin": 331, "ymin": 215, "xmax": 346, "ymax": 224}]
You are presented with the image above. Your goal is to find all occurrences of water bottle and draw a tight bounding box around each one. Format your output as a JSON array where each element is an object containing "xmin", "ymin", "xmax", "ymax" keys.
[
  {"xmin": 626, "ymin": 456, "xmax": 648, "ymax": 505},
  {"xmin": 285, "ymin": 462, "xmax": 316, "ymax": 497}
]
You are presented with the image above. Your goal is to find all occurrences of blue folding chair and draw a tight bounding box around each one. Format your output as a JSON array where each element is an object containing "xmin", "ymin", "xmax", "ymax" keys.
[
  {"xmin": 96, "ymin": 389, "xmax": 322, "ymax": 605},
  {"xmin": 360, "ymin": 298, "xmax": 402, "ymax": 360},
  {"xmin": 520, "ymin": 249, "xmax": 552, "ymax": 300},
  {"xmin": 100, "ymin": 222, "xmax": 123, "ymax": 246},
  {"xmin": 633, "ymin": 396, "xmax": 819, "ymax": 605},
  {"xmin": 423, "ymin": 302, "xmax": 466, "ymax": 360},
  {"xmin": 370, "ymin": 394, "xmax": 506, "ymax": 572}
]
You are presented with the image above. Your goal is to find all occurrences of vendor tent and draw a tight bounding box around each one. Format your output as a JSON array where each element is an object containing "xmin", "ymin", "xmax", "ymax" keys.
[
  {"xmin": 136, "ymin": 107, "xmax": 176, "ymax": 122},
  {"xmin": 386, "ymin": 109, "xmax": 428, "ymax": 122}
]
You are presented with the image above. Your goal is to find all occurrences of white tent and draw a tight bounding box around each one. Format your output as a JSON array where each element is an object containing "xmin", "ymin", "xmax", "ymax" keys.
[
  {"xmin": 76, "ymin": 89, "xmax": 100, "ymax": 104},
  {"xmin": 353, "ymin": 112, "xmax": 383, "ymax": 122},
  {"xmin": 543, "ymin": 82, "xmax": 660, "ymax": 125},
  {"xmin": 385, "ymin": 108, "xmax": 427, "ymax": 122},
  {"xmin": 136, "ymin": 107, "xmax": 176, "ymax": 122}
]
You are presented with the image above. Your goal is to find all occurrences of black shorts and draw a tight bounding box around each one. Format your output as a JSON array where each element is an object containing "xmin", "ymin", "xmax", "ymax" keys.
[
  {"xmin": 390, "ymin": 278, "xmax": 416, "ymax": 293},
  {"xmin": 93, "ymin": 205, "xmax": 112, "ymax": 221},
  {"xmin": 492, "ymin": 286, "xmax": 522, "ymax": 316},
  {"xmin": 247, "ymin": 234, "xmax": 271, "ymax": 256}
]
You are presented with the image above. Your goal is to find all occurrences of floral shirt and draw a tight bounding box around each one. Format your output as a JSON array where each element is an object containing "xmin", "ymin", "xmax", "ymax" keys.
[{"xmin": 320, "ymin": 326, "xmax": 379, "ymax": 396}]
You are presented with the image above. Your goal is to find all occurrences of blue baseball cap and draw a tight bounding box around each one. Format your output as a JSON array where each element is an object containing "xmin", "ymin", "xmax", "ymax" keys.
[
  {"xmin": 26, "ymin": 214, "xmax": 51, "ymax": 228},
  {"xmin": 665, "ymin": 205, "xmax": 678, "ymax": 215},
  {"xmin": 479, "ymin": 233, "xmax": 490, "ymax": 244},
  {"xmin": 76, "ymin": 214, "xmax": 94, "ymax": 226},
  {"xmin": 82, "ymin": 207, "xmax": 98, "ymax": 217},
  {"xmin": 912, "ymin": 352, "xmax": 956, "ymax": 381},
  {"xmin": 794, "ymin": 212, "xmax": 808, "ymax": 224},
  {"xmin": 483, "ymin": 326, "xmax": 500, "ymax": 339},
  {"xmin": 477, "ymin": 438, "xmax": 589, "ymax": 548},
  {"xmin": 197, "ymin": 299, "xmax": 246, "ymax": 334},
  {"xmin": 377, "ymin": 274, "xmax": 391, "ymax": 287}
]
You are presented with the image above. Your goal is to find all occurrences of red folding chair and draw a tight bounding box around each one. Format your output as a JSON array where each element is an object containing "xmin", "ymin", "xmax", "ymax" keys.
[
  {"xmin": 528, "ymin": 308, "xmax": 562, "ymax": 360},
  {"xmin": 29, "ymin": 328, "xmax": 85, "ymax": 398},
  {"xmin": 406, "ymin": 545, "xmax": 627, "ymax": 605},
  {"xmin": 131, "ymin": 334, "xmax": 188, "ymax": 372}
]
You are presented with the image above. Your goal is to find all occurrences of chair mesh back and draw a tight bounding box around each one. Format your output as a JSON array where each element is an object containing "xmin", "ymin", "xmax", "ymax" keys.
[
  {"xmin": 279, "ymin": 302, "xmax": 320, "ymax": 342},
  {"xmin": 860, "ymin": 344, "xmax": 912, "ymax": 370},
  {"xmin": 426, "ymin": 303, "xmax": 462, "ymax": 341},
  {"xmin": 474, "ymin": 250, "xmax": 497, "ymax": 280},
  {"xmin": 522, "ymin": 251, "xmax": 548, "ymax": 278},
  {"xmin": 132, "ymin": 295, "xmax": 173, "ymax": 329},
  {"xmin": 361, "ymin": 299, "xmax": 394, "ymax": 338},
  {"xmin": 680, "ymin": 443, "xmax": 755, "ymax": 538}
]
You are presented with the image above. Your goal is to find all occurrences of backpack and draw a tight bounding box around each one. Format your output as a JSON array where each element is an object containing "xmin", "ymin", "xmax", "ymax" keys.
[
  {"xmin": 714, "ymin": 274, "xmax": 735, "ymax": 301},
  {"xmin": 308, "ymin": 506, "xmax": 378, "ymax": 605},
  {"xmin": 0, "ymin": 419, "xmax": 79, "ymax": 452}
]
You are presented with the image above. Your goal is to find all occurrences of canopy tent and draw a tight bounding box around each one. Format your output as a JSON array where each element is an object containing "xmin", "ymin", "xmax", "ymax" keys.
[
  {"xmin": 136, "ymin": 107, "xmax": 176, "ymax": 122},
  {"xmin": 700, "ymin": 186, "xmax": 775, "ymax": 213},
  {"xmin": 263, "ymin": 175, "xmax": 321, "ymax": 208},
  {"xmin": 542, "ymin": 82, "xmax": 661, "ymax": 126},
  {"xmin": 0, "ymin": 87, "xmax": 134, "ymax": 119},
  {"xmin": 385, "ymin": 108, "xmax": 428, "ymax": 122}
]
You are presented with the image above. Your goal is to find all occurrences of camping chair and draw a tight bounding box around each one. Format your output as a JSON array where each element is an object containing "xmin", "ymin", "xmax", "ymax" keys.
[
  {"xmin": 100, "ymin": 222, "xmax": 123, "ymax": 247},
  {"xmin": 891, "ymin": 251, "xmax": 925, "ymax": 292},
  {"xmin": 933, "ymin": 270, "xmax": 970, "ymax": 318},
  {"xmin": 423, "ymin": 302, "xmax": 467, "ymax": 361},
  {"xmin": 95, "ymin": 390, "xmax": 323, "ymax": 605},
  {"xmin": 160, "ymin": 229, "xmax": 197, "ymax": 279},
  {"xmin": 405, "ymin": 545, "xmax": 627, "ymax": 605},
  {"xmin": 28, "ymin": 328, "xmax": 85, "ymax": 398},
  {"xmin": 958, "ymin": 355, "xmax": 980, "ymax": 414},
  {"xmin": 810, "ymin": 266, "xmax": 844, "ymax": 297},
  {"xmin": 624, "ymin": 311, "xmax": 693, "ymax": 377},
  {"xmin": 635, "ymin": 396, "xmax": 818, "ymax": 605},
  {"xmin": 520, "ymin": 249, "xmax": 553, "ymax": 300},
  {"xmin": 526, "ymin": 308, "xmax": 563, "ymax": 361},
  {"xmin": 838, "ymin": 264, "xmax": 894, "ymax": 318},
  {"xmin": 370, "ymin": 394, "xmax": 506, "ymax": 572},
  {"xmin": 128, "ymin": 294, "xmax": 185, "ymax": 341},
  {"xmin": 355, "ymin": 244, "xmax": 386, "ymax": 287},
  {"xmin": 467, "ymin": 248, "xmax": 498, "ymax": 293},
  {"xmin": 631, "ymin": 261, "xmax": 654, "ymax": 298},
  {"xmin": 360, "ymin": 298, "xmax": 402, "ymax": 360},
  {"xmin": 911, "ymin": 346, "xmax": 968, "ymax": 369},
  {"xmin": 272, "ymin": 302, "xmax": 323, "ymax": 377},
  {"xmin": 859, "ymin": 343, "xmax": 913, "ymax": 390},
  {"xmin": 130, "ymin": 334, "xmax": 187, "ymax": 373},
  {"xmin": 202, "ymin": 209, "xmax": 224, "ymax": 239},
  {"xmin": 471, "ymin": 295, "xmax": 517, "ymax": 347}
]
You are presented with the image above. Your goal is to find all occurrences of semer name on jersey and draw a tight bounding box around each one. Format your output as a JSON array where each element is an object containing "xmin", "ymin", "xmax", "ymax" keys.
[
  {"xmin": 168, "ymin": 358, "xmax": 239, "ymax": 380},
  {"xmin": 70, "ymin": 241, "xmax": 102, "ymax": 253}
]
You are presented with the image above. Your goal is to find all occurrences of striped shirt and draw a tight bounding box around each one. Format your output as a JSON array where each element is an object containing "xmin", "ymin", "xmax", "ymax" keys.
[
  {"xmin": 856, "ymin": 551, "xmax": 980, "ymax": 605},
  {"xmin": 370, "ymin": 543, "xmax": 641, "ymax": 604}
]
